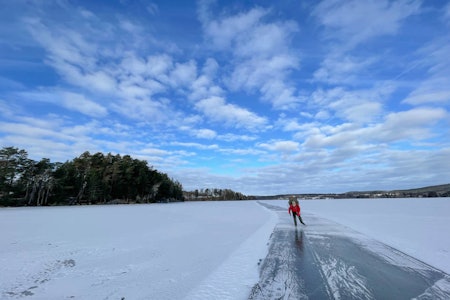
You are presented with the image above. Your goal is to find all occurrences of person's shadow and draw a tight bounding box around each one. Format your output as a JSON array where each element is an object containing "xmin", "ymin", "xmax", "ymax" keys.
[{"xmin": 294, "ymin": 228, "xmax": 304, "ymax": 254}]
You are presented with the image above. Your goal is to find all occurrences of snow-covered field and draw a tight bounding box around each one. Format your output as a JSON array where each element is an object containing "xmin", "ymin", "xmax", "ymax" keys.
[{"xmin": 1, "ymin": 198, "xmax": 449, "ymax": 299}]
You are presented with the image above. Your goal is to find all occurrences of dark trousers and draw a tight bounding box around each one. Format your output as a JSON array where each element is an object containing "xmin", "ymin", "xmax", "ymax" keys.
[{"xmin": 292, "ymin": 213, "xmax": 305, "ymax": 226}]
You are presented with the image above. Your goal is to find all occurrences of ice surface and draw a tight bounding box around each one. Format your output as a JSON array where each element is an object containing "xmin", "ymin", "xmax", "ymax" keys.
[
  {"xmin": 1, "ymin": 198, "xmax": 449, "ymax": 299},
  {"xmin": 299, "ymin": 198, "xmax": 450, "ymax": 274},
  {"xmin": 0, "ymin": 202, "xmax": 275, "ymax": 300}
]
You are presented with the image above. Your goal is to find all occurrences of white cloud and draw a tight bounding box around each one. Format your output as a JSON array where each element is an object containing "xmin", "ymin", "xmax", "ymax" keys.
[
  {"xmin": 0, "ymin": 99, "xmax": 21, "ymax": 118},
  {"xmin": 341, "ymin": 102, "xmax": 382, "ymax": 124},
  {"xmin": 139, "ymin": 147, "xmax": 168, "ymax": 156},
  {"xmin": 218, "ymin": 147, "xmax": 266, "ymax": 156},
  {"xmin": 374, "ymin": 107, "xmax": 447, "ymax": 142},
  {"xmin": 403, "ymin": 79, "xmax": 450, "ymax": 105},
  {"xmin": 202, "ymin": 58, "xmax": 219, "ymax": 77},
  {"xmin": 0, "ymin": 117, "xmax": 123, "ymax": 164},
  {"xmin": 121, "ymin": 54, "xmax": 148, "ymax": 76},
  {"xmin": 313, "ymin": 0, "xmax": 421, "ymax": 48},
  {"xmin": 315, "ymin": 110, "xmax": 331, "ymax": 120},
  {"xmin": 403, "ymin": 41, "xmax": 450, "ymax": 105},
  {"xmin": 217, "ymin": 133, "xmax": 257, "ymax": 142},
  {"xmin": 169, "ymin": 60, "xmax": 198, "ymax": 88},
  {"xmin": 228, "ymin": 55, "xmax": 299, "ymax": 108},
  {"xmin": 17, "ymin": 89, "xmax": 108, "ymax": 118},
  {"xmin": 195, "ymin": 96, "xmax": 267, "ymax": 130},
  {"xmin": 195, "ymin": 128, "xmax": 217, "ymax": 139},
  {"xmin": 1, "ymin": 119, "xmax": 60, "ymax": 138},
  {"xmin": 61, "ymin": 92, "xmax": 108, "ymax": 117},
  {"xmin": 444, "ymin": 2, "xmax": 450, "ymax": 22},
  {"xmin": 258, "ymin": 140, "xmax": 299, "ymax": 153},
  {"xmin": 146, "ymin": 3, "xmax": 159, "ymax": 15},
  {"xmin": 110, "ymin": 98, "xmax": 172, "ymax": 123},
  {"xmin": 23, "ymin": 11, "xmax": 200, "ymax": 125},
  {"xmin": 313, "ymin": 54, "xmax": 376, "ymax": 84},
  {"xmin": 171, "ymin": 142, "xmax": 219, "ymax": 150},
  {"xmin": 204, "ymin": 7, "xmax": 269, "ymax": 50},
  {"xmin": 279, "ymin": 119, "xmax": 304, "ymax": 132},
  {"xmin": 25, "ymin": 18, "xmax": 121, "ymax": 96},
  {"xmin": 32, "ymin": 20, "xmax": 96, "ymax": 66},
  {"xmin": 302, "ymin": 107, "xmax": 448, "ymax": 149},
  {"xmin": 85, "ymin": 71, "xmax": 117, "ymax": 93},
  {"xmin": 310, "ymin": 87, "xmax": 386, "ymax": 124},
  {"xmin": 311, "ymin": 0, "xmax": 422, "ymax": 90},
  {"xmin": 145, "ymin": 54, "xmax": 174, "ymax": 79},
  {"xmin": 201, "ymin": 6, "xmax": 300, "ymax": 109},
  {"xmin": 189, "ymin": 59, "xmax": 224, "ymax": 101},
  {"xmin": 190, "ymin": 74, "xmax": 224, "ymax": 101}
]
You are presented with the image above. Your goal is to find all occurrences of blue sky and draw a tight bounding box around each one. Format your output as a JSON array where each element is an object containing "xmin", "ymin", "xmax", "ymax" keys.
[{"xmin": 1, "ymin": 0, "xmax": 449, "ymax": 195}]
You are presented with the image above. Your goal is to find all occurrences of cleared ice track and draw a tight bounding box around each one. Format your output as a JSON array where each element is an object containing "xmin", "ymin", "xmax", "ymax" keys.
[{"xmin": 249, "ymin": 202, "xmax": 450, "ymax": 300}]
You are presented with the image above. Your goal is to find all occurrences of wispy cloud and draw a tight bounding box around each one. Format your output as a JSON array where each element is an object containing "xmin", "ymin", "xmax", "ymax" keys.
[
  {"xmin": 313, "ymin": 0, "xmax": 421, "ymax": 49},
  {"xmin": 171, "ymin": 141, "xmax": 219, "ymax": 150},
  {"xmin": 403, "ymin": 40, "xmax": 450, "ymax": 105},
  {"xmin": 200, "ymin": 5, "xmax": 301, "ymax": 109},
  {"xmin": 445, "ymin": 2, "xmax": 450, "ymax": 22}
]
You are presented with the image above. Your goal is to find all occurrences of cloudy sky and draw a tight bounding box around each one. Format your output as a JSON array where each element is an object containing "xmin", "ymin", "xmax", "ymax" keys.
[{"xmin": 1, "ymin": 0, "xmax": 449, "ymax": 195}]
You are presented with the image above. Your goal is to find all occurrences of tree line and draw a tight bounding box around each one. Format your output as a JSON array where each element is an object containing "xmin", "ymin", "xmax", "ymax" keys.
[
  {"xmin": 183, "ymin": 188, "xmax": 253, "ymax": 201},
  {"xmin": 0, "ymin": 147, "xmax": 183, "ymax": 206}
]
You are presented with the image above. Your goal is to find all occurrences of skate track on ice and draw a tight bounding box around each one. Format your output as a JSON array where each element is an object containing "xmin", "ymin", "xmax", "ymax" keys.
[{"xmin": 249, "ymin": 202, "xmax": 450, "ymax": 300}]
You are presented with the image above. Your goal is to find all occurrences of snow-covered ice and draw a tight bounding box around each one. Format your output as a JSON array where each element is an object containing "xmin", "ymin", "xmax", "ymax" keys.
[
  {"xmin": 1, "ymin": 198, "xmax": 449, "ymax": 299},
  {"xmin": 299, "ymin": 197, "xmax": 450, "ymax": 274}
]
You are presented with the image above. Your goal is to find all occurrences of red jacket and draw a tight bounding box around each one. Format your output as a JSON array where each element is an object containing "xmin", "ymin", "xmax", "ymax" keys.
[{"xmin": 288, "ymin": 204, "xmax": 300, "ymax": 215}]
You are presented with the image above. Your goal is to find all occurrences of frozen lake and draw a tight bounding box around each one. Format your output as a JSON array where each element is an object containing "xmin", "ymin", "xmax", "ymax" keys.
[{"xmin": 1, "ymin": 198, "xmax": 449, "ymax": 299}]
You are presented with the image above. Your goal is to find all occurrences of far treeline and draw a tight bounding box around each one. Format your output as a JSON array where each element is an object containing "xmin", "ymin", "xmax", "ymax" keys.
[
  {"xmin": 257, "ymin": 183, "xmax": 450, "ymax": 200},
  {"xmin": 0, "ymin": 146, "xmax": 185, "ymax": 207}
]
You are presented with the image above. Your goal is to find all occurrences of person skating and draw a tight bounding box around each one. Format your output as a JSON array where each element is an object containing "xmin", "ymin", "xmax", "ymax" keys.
[{"xmin": 288, "ymin": 197, "xmax": 306, "ymax": 226}]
